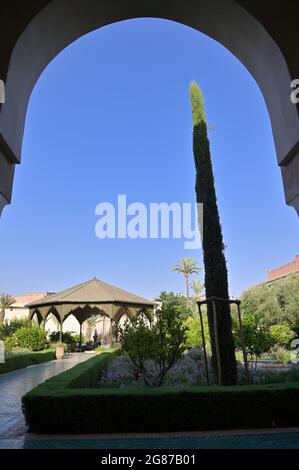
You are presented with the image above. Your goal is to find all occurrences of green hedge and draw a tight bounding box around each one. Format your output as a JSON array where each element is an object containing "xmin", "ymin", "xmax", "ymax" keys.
[
  {"xmin": 22, "ymin": 352, "xmax": 299, "ymax": 433},
  {"xmin": 0, "ymin": 350, "xmax": 55, "ymax": 375}
]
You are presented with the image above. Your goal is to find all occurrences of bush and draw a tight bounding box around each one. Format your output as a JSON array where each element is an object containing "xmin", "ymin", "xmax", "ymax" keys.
[
  {"xmin": 271, "ymin": 346, "xmax": 291, "ymax": 364},
  {"xmin": 0, "ymin": 350, "xmax": 55, "ymax": 375},
  {"xmin": 4, "ymin": 334, "xmax": 20, "ymax": 351},
  {"xmin": 49, "ymin": 331, "xmax": 79, "ymax": 345},
  {"xmin": 184, "ymin": 315, "xmax": 210, "ymax": 351},
  {"xmin": 22, "ymin": 352, "xmax": 299, "ymax": 434},
  {"xmin": 13, "ymin": 326, "xmax": 47, "ymax": 351},
  {"xmin": 0, "ymin": 317, "xmax": 32, "ymax": 340},
  {"xmin": 233, "ymin": 311, "xmax": 273, "ymax": 365},
  {"xmin": 253, "ymin": 368, "xmax": 299, "ymax": 385},
  {"xmin": 269, "ymin": 324, "xmax": 294, "ymax": 347}
]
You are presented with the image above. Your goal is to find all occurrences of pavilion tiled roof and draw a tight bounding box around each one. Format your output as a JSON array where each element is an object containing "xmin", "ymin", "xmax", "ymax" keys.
[{"xmin": 25, "ymin": 278, "xmax": 154, "ymax": 308}]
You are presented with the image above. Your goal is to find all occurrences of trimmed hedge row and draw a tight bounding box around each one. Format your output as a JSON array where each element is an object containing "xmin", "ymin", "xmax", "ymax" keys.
[
  {"xmin": 69, "ymin": 350, "xmax": 117, "ymax": 388},
  {"xmin": 0, "ymin": 350, "xmax": 55, "ymax": 375},
  {"xmin": 22, "ymin": 352, "xmax": 299, "ymax": 433}
]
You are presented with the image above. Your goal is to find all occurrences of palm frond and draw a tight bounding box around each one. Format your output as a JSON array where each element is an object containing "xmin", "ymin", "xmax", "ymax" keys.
[{"xmin": 0, "ymin": 293, "xmax": 16, "ymax": 309}]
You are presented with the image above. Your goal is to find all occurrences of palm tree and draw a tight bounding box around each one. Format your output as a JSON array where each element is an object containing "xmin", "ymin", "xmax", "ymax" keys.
[
  {"xmin": 172, "ymin": 258, "xmax": 201, "ymax": 301},
  {"xmin": 0, "ymin": 293, "xmax": 15, "ymax": 323},
  {"xmin": 191, "ymin": 279, "xmax": 204, "ymax": 299}
]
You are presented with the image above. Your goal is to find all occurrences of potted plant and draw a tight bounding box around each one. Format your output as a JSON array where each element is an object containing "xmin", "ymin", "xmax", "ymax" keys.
[{"xmin": 54, "ymin": 342, "xmax": 65, "ymax": 360}]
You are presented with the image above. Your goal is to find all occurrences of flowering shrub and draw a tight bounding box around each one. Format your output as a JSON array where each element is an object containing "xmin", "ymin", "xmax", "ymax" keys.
[
  {"xmin": 164, "ymin": 348, "xmax": 207, "ymax": 387},
  {"xmin": 101, "ymin": 356, "xmax": 140, "ymax": 388},
  {"xmin": 100, "ymin": 348, "xmax": 210, "ymax": 389}
]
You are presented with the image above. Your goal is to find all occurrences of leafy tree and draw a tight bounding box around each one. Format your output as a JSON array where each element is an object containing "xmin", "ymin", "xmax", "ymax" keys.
[
  {"xmin": 184, "ymin": 314, "xmax": 210, "ymax": 352},
  {"xmin": 232, "ymin": 311, "xmax": 273, "ymax": 368},
  {"xmin": 241, "ymin": 273, "xmax": 299, "ymax": 332},
  {"xmin": 5, "ymin": 326, "xmax": 47, "ymax": 351},
  {"xmin": 157, "ymin": 291, "xmax": 194, "ymax": 320},
  {"xmin": 241, "ymin": 284, "xmax": 281, "ymax": 326},
  {"xmin": 120, "ymin": 301, "xmax": 187, "ymax": 387},
  {"xmin": 190, "ymin": 81, "xmax": 237, "ymax": 384},
  {"xmin": 274, "ymin": 274, "xmax": 299, "ymax": 329},
  {"xmin": 0, "ymin": 293, "xmax": 15, "ymax": 323},
  {"xmin": 0, "ymin": 317, "xmax": 31, "ymax": 339},
  {"xmin": 269, "ymin": 323, "xmax": 294, "ymax": 347},
  {"xmin": 172, "ymin": 258, "xmax": 201, "ymax": 301}
]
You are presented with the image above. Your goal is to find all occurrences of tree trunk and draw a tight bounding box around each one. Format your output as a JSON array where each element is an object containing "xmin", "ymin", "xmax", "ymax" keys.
[
  {"xmin": 185, "ymin": 275, "xmax": 189, "ymax": 301},
  {"xmin": 0, "ymin": 309, "xmax": 5, "ymax": 323}
]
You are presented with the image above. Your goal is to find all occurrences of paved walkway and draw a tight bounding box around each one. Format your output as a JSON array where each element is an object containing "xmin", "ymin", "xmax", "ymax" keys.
[
  {"xmin": 0, "ymin": 428, "xmax": 299, "ymax": 449},
  {"xmin": 0, "ymin": 353, "xmax": 92, "ymax": 438}
]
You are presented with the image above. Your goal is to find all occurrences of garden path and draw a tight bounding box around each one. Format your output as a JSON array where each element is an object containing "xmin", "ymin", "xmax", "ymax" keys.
[{"xmin": 0, "ymin": 353, "xmax": 92, "ymax": 438}]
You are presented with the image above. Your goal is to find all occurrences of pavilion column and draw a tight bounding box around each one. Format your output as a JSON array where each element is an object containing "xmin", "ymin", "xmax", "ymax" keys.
[
  {"xmin": 102, "ymin": 315, "xmax": 105, "ymax": 341},
  {"xmin": 59, "ymin": 319, "xmax": 63, "ymax": 343},
  {"xmin": 79, "ymin": 322, "xmax": 82, "ymax": 350},
  {"xmin": 108, "ymin": 317, "xmax": 113, "ymax": 347}
]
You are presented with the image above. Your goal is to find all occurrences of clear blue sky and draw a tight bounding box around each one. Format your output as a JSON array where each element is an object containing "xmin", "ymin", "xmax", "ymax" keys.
[{"xmin": 0, "ymin": 18, "xmax": 298, "ymax": 299}]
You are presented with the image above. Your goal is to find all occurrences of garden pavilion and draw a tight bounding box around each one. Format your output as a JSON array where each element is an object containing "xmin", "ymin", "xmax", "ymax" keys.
[{"xmin": 26, "ymin": 277, "xmax": 155, "ymax": 347}]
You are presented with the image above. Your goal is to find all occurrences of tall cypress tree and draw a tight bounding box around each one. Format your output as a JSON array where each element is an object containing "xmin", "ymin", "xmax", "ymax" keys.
[{"xmin": 190, "ymin": 81, "xmax": 237, "ymax": 385}]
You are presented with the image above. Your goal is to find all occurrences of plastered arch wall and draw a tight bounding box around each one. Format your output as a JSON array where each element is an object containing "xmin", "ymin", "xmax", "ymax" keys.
[{"xmin": 0, "ymin": 0, "xmax": 298, "ymax": 214}]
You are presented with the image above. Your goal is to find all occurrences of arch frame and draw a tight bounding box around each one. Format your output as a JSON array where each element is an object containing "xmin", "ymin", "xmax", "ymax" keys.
[
  {"xmin": 29, "ymin": 309, "xmax": 43, "ymax": 325},
  {"xmin": 61, "ymin": 304, "xmax": 112, "ymax": 325},
  {"xmin": 0, "ymin": 0, "xmax": 298, "ymax": 213}
]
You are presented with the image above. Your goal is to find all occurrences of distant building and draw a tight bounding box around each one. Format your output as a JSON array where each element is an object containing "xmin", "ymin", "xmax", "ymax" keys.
[
  {"xmin": 5, "ymin": 292, "xmax": 50, "ymax": 322},
  {"xmin": 4, "ymin": 292, "xmax": 79, "ymax": 333},
  {"xmin": 267, "ymin": 255, "xmax": 299, "ymax": 282}
]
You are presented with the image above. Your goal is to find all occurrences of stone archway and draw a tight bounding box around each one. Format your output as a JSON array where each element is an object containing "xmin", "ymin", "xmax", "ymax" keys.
[{"xmin": 0, "ymin": 0, "xmax": 298, "ymax": 214}]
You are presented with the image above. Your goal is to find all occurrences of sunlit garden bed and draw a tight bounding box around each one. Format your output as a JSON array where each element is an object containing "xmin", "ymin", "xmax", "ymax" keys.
[{"xmin": 22, "ymin": 352, "xmax": 299, "ymax": 434}]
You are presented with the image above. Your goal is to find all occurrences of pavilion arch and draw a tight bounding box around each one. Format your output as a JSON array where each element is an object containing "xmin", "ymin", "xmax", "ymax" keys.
[
  {"xmin": 112, "ymin": 306, "xmax": 134, "ymax": 342},
  {"xmin": 113, "ymin": 306, "xmax": 133, "ymax": 324},
  {"xmin": 0, "ymin": 0, "xmax": 298, "ymax": 215},
  {"xmin": 113, "ymin": 306, "xmax": 154, "ymax": 326},
  {"xmin": 44, "ymin": 306, "xmax": 61, "ymax": 324},
  {"xmin": 143, "ymin": 308, "xmax": 155, "ymax": 325},
  {"xmin": 61, "ymin": 305, "xmax": 111, "ymax": 326},
  {"xmin": 42, "ymin": 307, "xmax": 62, "ymax": 333},
  {"xmin": 110, "ymin": 306, "xmax": 153, "ymax": 343},
  {"xmin": 62, "ymin": 305, "xmax": 113, "ymax": 343},
  {"xmin": 29, "ymin": 309, "xmax": 43, "ymax": 325}
]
